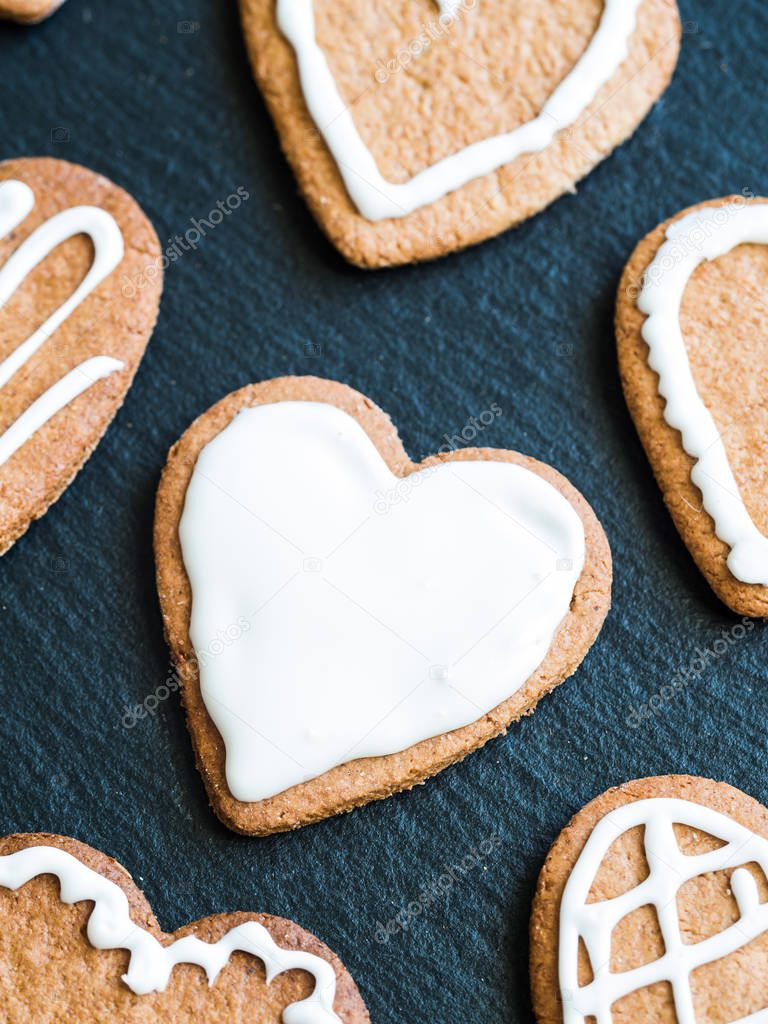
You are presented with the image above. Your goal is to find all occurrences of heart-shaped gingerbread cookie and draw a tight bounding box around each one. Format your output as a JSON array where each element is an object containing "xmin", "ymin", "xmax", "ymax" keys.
[
  {"xmin": 0, "ymin": 157, "xmax": 162, "ymax": 556},
  {"xmin": 240, "ymin": 0, "xmax": 680, "ymax": 267},
  {"xmin": 531, "ymin": 775, "xmax": 768, "ymax": 1024},
  {"xmin": 0, "ymin": 832, "xmax": 368, "ymax": 1022},
  {"xmin": 155, "ymin": 376, "xmax": 611, "ymax": 834},
  {"xmin": 0, "ymin": 0, "xmax": 64, "ymax": 22},
  {"xmin": 616, "ymin": 195, "xmax": 768, "ymax": 616}
]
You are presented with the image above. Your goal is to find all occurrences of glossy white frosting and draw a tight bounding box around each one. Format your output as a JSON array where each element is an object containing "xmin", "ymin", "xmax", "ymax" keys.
[{"xmin": 179, "ymin": 400, "xmax": 585, "ymax": 802}]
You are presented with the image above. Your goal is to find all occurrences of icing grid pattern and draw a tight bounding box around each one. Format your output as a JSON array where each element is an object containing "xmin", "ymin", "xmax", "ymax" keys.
[
  {"xmin": 559, "ymin": 798, "xmax": 768, "ymax": 1024},
  {"xmin": 0, "ymin": 179, "xmax": 124, "ymax": 468},
  {"xmin": 0, "ymin": 845, "xmax": 340, "ymax": 1024}
]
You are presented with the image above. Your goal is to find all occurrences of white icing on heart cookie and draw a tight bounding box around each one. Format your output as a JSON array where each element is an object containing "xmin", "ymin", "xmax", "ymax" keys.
[
  {"xmin": 277, "ymin": 0, "xmax": 644, "ymax": 220},
  {"xmin": 0, "ymin": 844, "xmax": 339, "ymax": 1023},
  {"xmin": 638, "ymin": 202, "xmax": 768, "ymax": 586},
  {"xmin": 178, "ymin": 400, "xmax": 585, "ymax": 802},
  {"xmin": 559, "ymin": 797, "xmax": 768, "ymax": 1024},
  {"xmin": 0, "ymin": 179, "xmax": 125, "ymax": 469}
]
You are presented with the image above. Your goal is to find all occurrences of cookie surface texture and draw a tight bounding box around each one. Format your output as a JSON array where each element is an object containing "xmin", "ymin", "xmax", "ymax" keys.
[
  {"xmin": 0, "ymin": 0, "xmax": 65, "ymax": 23},
  {"xmin": 239, "ymin": 0, "xmax": 681, "ymax": 266},
  {"xmin": 531, "ymin": 774, "xmax": 768, "ymax": 1024},
  {"xmin": 0, "ymin": 832, "xmax": 369, "ymax": 1023}
]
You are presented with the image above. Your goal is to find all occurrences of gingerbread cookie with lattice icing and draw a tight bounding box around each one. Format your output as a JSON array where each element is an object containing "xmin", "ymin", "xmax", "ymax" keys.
[
  {"xmin": 617, "ymin": 195, "xmax": 768, "ymax": 616},
  {"xmin": 0, "ymin": 157, "xmax": 162, "ymax": 556},
  {"xmin": 0, "ymin": 832, "xmax": 368, "ymax": 1022},
  {"xmin": 239, "ymin": 0, "xmax": 680, "ymax": 267},
  {"xmin": 0, "ymin": 0, "xmax": 65, "ymax": 22},
  {"xmin": 155, "ymin": 376, "xmax": 611, "ymax": 834},
  {"xmin": 531, "ymin": 774, "xmax": 768, "ymax": 1023}
]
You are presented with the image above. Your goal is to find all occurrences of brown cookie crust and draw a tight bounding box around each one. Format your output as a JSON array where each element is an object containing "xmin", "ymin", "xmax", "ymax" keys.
[
  {"xmin": 616, "ymin": 195, "xmax": 768, "ymax": 616},
  {"xmin": 0, "ymin": 832, "xmax": 369, "ymax": 1022},
  {"xmin": 239, "ymin": 0, "xmax": 680, "ymax": 268},
  {"xmin": 0, "ymin": 157, "xmax": 162, "ymax": 556},
  {"xmin": 0, "ymin": 0, "xmax": 64, "ymax": 22},
  {"xmin": 530, "ymin": 775, "xmax": 768, "ymax": 1024},
  {"xmin": 155, "ymin": 375, "xmax": 612, "ymax": 835}
]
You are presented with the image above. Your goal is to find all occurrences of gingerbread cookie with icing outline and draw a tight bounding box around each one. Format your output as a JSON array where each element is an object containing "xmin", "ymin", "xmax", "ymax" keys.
[
  {"xmin": 239, "ymin": 0, "xmax": 680, "ymax": 267},
  {"xmin": 0, "ymin": 157, "xmax": 162, "ymax": 556},
  {"xmin": 0, "ymin": 832, "xmax": 368, "ymax": 1022},
  {"xmin": 531, "ymin": 774, "xmax": 768, "ymax": 1023},
  {"xmin": 616, "ymin": 195, "xmax": 768, "ymax": 616},
  {"xmin": 0, "ymin": 0, "xmax": 65, "ymax": 22},
  {"xmin": 155, "ymin": 375, "xmax": 612, "ymax": 835}
]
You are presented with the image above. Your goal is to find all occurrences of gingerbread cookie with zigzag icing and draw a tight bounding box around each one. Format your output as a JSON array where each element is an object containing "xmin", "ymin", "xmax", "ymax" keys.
[{"xmin": 0, "ymin": 157, "xmax": 162, "ymax": 555}]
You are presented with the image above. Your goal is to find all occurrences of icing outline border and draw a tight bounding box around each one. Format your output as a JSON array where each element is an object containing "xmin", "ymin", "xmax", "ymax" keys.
[
  {"xmin": 637, "ymin": 200, "xmax": 768, "ymax": 586},
  {"xmin": 277, "ymin": 0, "xmax": 643, "ymax": 221}
]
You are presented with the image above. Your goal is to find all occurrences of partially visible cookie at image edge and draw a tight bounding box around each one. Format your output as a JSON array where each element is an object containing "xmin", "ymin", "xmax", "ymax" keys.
[
  {"xmin": 617, "ymin": 194, "xmax": 768, "ymax": 616},
  {"xmin": 239, "ymin": 0, "xmax": 680, "ymax": 267},
  {"xmin": 531, "ymin": 774, "xmax": 768, "ymax": 1023}
]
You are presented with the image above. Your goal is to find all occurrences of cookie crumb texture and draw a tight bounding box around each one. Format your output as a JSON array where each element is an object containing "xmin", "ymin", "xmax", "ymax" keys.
[
  {"xmin": 0, "ymin": 157, "xmax": 162, "ymax": 556},
  {"xmin": 616, "ymin": 196, "xmax": 768, "ymax": 616},
  {"xmin": 0, "ymin": 0, "xmax": 64, "ymax": 22},
  {"xmin": 530, "ymin": 775, "xmax": 768, "ymax": 1023},
  {"xmin": 154, "ymin": 375, "xmax": 612, "ymax": 835},
  {"xmin": 240, "ymin": 0, "xmax": 680, "ymax": 267},
  {"xmin": 0, "ymin": 833, "xmax": 369, "ymax": 1023}
]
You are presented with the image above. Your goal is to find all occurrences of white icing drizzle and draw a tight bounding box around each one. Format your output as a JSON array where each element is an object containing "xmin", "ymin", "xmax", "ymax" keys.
[
  {"xmin": 277, "ymin": 0, "xmax": 644, "ymax": 221},
  {"xmin": 0, "ymin": 356, "xmax": 124, "ymax": 468},
  {"xmin": 559, "ymin": 797, "xmax": 768, "ymax": 1024},
  {"xmin": 179, "ymin": 400, "xmax": 585, "ymax": 802},
  {"xmin": 0, "ymin": 179, "xmax": 125, "ymax": 468},
  {"xmin": 0, "ymin": 179, "xmax": 34, "ymax": 237},
  {"xmin": 0, "ymin": 845, "xmax": 339, "ymax": 1023},
  {"xmin": 638, "ymin": 203, "xmax": 768, "ymax": 586}
]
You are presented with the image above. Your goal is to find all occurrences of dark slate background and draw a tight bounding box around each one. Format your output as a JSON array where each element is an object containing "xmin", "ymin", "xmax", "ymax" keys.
[{"xmin": 0, "ymin": 2, "xmax": 765, "ymax": 1020}]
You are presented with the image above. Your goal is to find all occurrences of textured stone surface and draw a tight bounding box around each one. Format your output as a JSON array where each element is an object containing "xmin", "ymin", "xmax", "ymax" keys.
[{"xmin": 0, "ymin": 1, "xmax": 766, "ymax": 1022}]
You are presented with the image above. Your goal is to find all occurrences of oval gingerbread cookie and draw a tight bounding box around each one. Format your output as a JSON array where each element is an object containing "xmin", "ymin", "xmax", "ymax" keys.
[
  {"xmin": 617, "ymin": 195, "xmax": 768, "ymax": 616},
  {"xmin": 0, "ymin": 0, "xmax": 65, "ymax": 22},
  {"xmin": 0, "ymin": 832, "xmax": 368, "ymax": 1022},
  {"xmin": 155, "ymin": 375, "xmax": 612, "ymax": 834},
  {"xmin": 0, "ymin": 157, "xmax": 162, "ymax": 556}
]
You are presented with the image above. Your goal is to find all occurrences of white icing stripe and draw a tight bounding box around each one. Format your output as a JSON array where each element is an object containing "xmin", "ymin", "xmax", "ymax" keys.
[
  {"xmin": 0, "ymin": 845, "xmax": 339, "ymax": 1023},
  {"xmin": 0, "ymin": 180, "xmax": 34, "ymax": 237},
  {"xmin": 0, "ymin": 179, "xmax": 125, "ymax": 469},
  {"xmin": 559, "ymin": 797, "xmax": 768, "ymax": 1024},
  {"xmin": 0, "ymin": 356, "xmax": 124, "ymax": 468},
  {"xmin": 0, "ymin": 200, "xmax": 124, "ymax": 389},
  {"xmin": 638, "ymin": 203, "xmax": 768, "ymax": 586},
  {"xmin": 277, "ymin": 0, "xmax": 643, "ymax": 221},
  {"xmin": 179, "ymin": 400, "xmax": 585, "ymax": 802}
]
